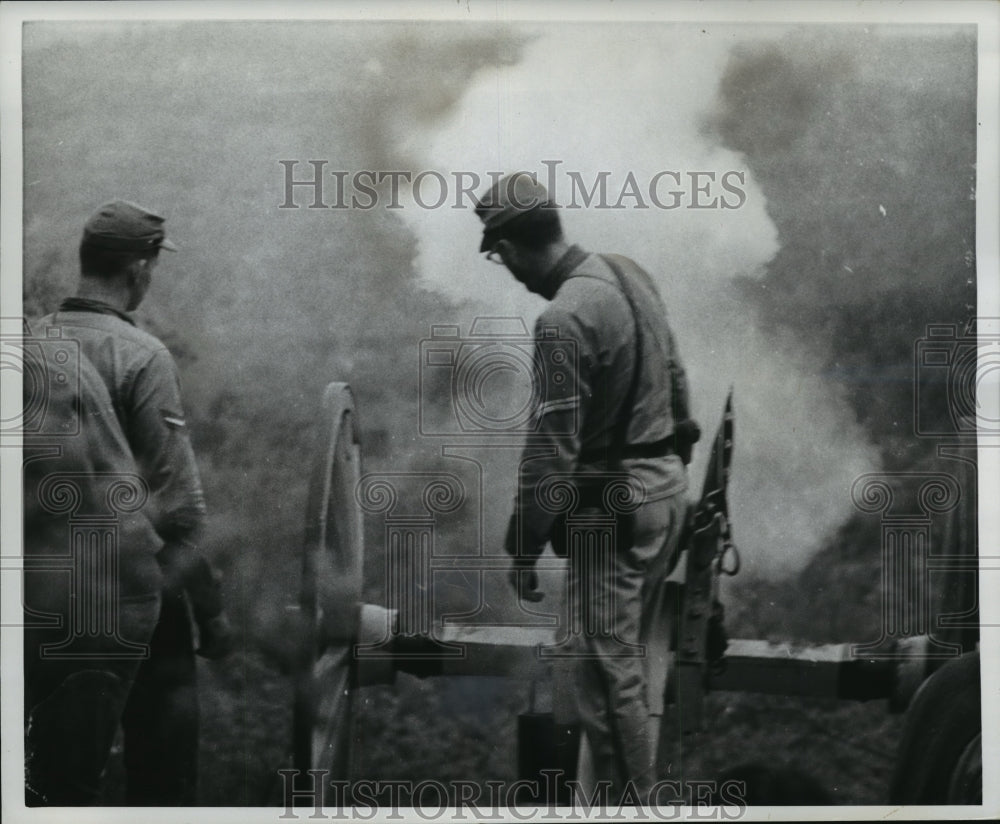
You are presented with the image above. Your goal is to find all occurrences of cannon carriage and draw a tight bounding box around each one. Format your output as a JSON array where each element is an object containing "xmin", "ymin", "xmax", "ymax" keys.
[{"xmin": 291, "ymin": 382, "xmax": 981, "ymax": 807}]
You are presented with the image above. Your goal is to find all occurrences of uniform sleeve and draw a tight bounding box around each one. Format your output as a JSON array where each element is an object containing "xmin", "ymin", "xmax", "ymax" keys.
[
  {"xmin": 505, "ymin": 307, "xmax": 593, "ymax": 562},
  {"xmin": 127, "ymin": 347, "xmax": 207, "ymax": 544}
]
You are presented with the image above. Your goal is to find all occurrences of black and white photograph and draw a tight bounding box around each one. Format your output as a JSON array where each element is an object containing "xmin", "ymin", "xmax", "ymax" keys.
[{"xmin": 1, "ymin": 1, "xmax": 997, "ymax": 821}]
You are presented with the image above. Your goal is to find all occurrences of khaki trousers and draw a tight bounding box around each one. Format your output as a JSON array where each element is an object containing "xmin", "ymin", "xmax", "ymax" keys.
[{"xmin": 568, "ymin": 492, "xmax": 686, "ymax": 800}]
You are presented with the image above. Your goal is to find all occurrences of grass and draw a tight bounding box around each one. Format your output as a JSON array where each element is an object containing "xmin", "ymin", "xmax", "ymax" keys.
[{"xmin": 188, "ymin": 647, "xmax": 904, "ymax": 807}]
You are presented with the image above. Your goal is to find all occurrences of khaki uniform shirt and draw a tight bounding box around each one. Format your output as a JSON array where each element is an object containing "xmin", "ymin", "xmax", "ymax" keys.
[
  {"xmin": 512, "ymin": 245, "xmax": 691, "ymax": 555},
  {"xmin": 22, "ymin": 331, "xmax": 164, "ymax": 601},
  {"xmin": 40, "ymin": 300, "xmax": 206, "ymax": 545}
]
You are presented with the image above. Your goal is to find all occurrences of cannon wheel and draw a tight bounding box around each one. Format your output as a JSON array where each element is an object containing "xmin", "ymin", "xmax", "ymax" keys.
[
  {"xmin": 293, "ymin": 383, "xmax": 364, "ymax": 791},
  {"xmin": 888, "ymin": 650, "xmax": 981, "ymax": 804}
]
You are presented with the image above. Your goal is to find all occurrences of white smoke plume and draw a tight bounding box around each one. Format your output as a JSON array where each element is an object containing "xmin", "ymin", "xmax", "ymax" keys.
[{"xmin": 395, "ymin": 24, "xmax": 878, "ymax": 579}]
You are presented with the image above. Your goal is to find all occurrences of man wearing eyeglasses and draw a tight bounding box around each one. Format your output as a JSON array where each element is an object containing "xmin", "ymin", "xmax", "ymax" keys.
[{"xmin": 475, "ymin": 173, "xmax": 700, "ymax": 804}]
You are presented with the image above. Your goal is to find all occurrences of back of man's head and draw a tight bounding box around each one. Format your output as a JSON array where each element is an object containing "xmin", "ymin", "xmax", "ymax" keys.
[{"xmin": 79, "ymin": 242, "xmax": 159, "ymax": 280}]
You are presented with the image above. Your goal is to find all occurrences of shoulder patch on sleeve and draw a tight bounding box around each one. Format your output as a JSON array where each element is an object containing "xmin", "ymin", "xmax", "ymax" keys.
[
  {"xmin": 535, "ymin": 396, "xmax": 581, "ymax": 417},
  {"xmin": 159, "ymin": 409, "xmax": 187, "ymax": 430}
]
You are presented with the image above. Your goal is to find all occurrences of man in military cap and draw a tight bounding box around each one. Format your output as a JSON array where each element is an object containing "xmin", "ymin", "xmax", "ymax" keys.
[
  {"xmin": 37, "ymin": 200, "xmax": 233, "ymax": 804},
  {"xmin": 476, "ymin": 173, "xmax": 700, "ymax": 802}
]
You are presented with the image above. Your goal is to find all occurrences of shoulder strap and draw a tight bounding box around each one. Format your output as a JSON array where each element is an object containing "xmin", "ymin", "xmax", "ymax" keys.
[{"xmin": 598, "ymin": 254, "xmax": 644, "ymax": 456}]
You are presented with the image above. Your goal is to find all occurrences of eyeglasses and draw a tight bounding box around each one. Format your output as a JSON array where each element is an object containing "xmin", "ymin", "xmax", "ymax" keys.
[{"xmin": 485, "ymin": 248, "xmax": 504, "ymax": 265}]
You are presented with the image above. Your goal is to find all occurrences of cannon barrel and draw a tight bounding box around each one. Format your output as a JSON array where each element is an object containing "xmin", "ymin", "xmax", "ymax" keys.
[{"xmin": 706, "ymin": 635, "xmax": 939, "ymax": 708}]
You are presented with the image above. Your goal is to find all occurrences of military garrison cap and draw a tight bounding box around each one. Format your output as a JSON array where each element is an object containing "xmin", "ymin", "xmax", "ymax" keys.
[
  {"xmin": 82, "ymin": 200, "xmax": 178, "ymax": 253},
  {"xmin": 474, "ymin": 173, "xmax": 554, "ymax": 252}
]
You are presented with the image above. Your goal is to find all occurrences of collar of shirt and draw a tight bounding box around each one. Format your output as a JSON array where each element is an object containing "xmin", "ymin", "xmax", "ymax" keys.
[
  {"xmin": 58, "ymin": 297, "xmax": 136, "ymax": 326},
  {"xmin": 541, "ymin": 244, "xmax": 589, "ymax": 298}
]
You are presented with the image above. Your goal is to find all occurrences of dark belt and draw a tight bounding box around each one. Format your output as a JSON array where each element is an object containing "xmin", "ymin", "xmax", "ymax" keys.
[{"xmin": 579, "ymin": 434, "xmax": 675, "ymax": 465}]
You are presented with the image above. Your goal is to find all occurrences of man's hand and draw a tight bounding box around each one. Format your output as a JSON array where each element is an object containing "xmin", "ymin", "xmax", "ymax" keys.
[
  {"xmin": 504, "ymin": 513, "xmax": 545, "ymax": 602},
  {"xmin": 508, "ymin": 565, "xmax": 545, "ymax": 603}
]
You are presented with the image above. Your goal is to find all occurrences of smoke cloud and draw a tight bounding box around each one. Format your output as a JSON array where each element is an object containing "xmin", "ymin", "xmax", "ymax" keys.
[
  {"xmin": 395, "ymin": 24, "xmax": 887, "ymax": 579},
  {"xmin": 18, "ymin": 21, "xmax": 980, "ymax": 799},
  {"xmin": 21, "ymin": 21, "xmax": 976, "ymax": 633},
  {"xmin": 21, "ymin": 21, "xmax": 529, "ymax": 639},
  {"xmin": 709, "ymin": 26, "xmax": 977, "ymax": 466}
]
